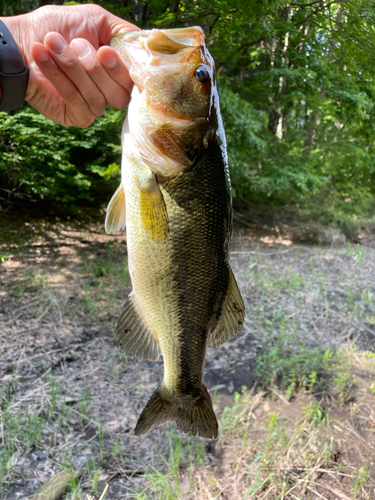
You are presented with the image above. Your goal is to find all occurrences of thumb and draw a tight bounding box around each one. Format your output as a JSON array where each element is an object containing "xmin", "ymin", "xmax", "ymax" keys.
[{"xmin": 99, "ymin": 14, "xmax": 139, "ymax": 45}]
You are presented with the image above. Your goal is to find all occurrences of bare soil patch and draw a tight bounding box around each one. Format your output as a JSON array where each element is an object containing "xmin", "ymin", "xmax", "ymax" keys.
[{"xmin": 1, "ymin": 211, "xmax": 375, "ymax": 499}]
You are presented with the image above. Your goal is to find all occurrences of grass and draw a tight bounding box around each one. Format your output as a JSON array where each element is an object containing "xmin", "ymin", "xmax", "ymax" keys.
[
  {"xmin": 128, "ymin": 381, "xmax": 373, "ymax": 499},
  {"xmin": 124, "ymin": 430, "xmax": 205, "ymax": 500},
  {"xmin": 1, "ymin": 219, "xmax": 375, "ymax": 498},
  {"xmin": 0, "ymin": 388, "xmax": 45, "ymax": 498},
  {"xmin": 254, "ymin": 333, "xmax": 334, "ymax": 395},
  {"xmin": 76, "ymin": 244, "xmax": 130, "ymax": 322},
  {"xmin": 0, "ymin": 373, "xmax": 112, "ymax": 499}
]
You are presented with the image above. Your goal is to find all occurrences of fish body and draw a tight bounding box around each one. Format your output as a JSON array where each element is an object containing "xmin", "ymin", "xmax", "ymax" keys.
[{"xmin": 106, "ymin": 27, "xmax": 245, "ymax": 439}]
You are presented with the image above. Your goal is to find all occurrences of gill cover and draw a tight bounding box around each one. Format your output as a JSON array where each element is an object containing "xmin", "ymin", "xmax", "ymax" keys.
[{"xmin": 111, "ymin": 27, "xmax": 219, "ymax": 175}]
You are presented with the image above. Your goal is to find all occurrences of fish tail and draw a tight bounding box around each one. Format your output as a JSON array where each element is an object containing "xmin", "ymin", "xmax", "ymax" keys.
[{"xmin": 134, "ymin": 385, "xmax": 218, "ymax": 439}]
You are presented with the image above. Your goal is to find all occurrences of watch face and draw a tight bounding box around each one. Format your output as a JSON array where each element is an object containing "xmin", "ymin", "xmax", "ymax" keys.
[{"xmin": 0, "ymin": 20, "xmax": 29, "ymax": 111}]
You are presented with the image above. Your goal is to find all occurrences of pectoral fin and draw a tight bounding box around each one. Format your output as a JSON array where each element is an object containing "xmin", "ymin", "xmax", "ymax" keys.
[
  {"xmin": 116, "ymin": 292, "xmax": 161, "ymax": 361},
  {"xmin": 208, "ymin": 268, "xmax": 245, "ymax": 348},
  {"xmin": 105, "ymin": 183, "xmax": 126, "ymax": 234},
  {"xmin": 138, "ymin": 173, "xmax": 168, "ymax": 242}
]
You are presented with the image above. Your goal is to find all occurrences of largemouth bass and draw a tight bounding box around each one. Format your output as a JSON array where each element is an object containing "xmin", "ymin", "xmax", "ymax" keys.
[{"xmin": 105, "ymin": 27, "xmax": 245, "ymax": 439}]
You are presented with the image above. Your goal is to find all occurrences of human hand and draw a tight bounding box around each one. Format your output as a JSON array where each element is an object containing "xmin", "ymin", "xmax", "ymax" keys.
[{"xmin": 1, "ymin": 4, "xmax": 138, "ymax": 127}]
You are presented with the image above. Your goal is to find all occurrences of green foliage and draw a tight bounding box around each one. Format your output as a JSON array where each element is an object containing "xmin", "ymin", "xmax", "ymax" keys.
[
  {"xmin": 333, "ymin": 347, "xmax": 356, "ymax": 407},
  {"xmin": 2, "ymin": 0, "xmax": 375, "ymax": 218},
  {"xmin": 302, "ymin": 401, "xmax": 325, "ymax": 427},
  {"xmin": 254, "ymin": 333, "xmax": 334, "ymax": 395},
  {"xmin": 0, "ymin": 105, "xmax": 124, "ymax": 205}
]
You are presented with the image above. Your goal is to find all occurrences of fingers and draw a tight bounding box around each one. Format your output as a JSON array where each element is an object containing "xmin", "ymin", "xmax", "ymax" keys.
[
  {"xmin": 31, "ymin": 28, "xmax": 135, "ymax": 127},
  {"xmin": 44, "ymin": 32, "xmax": 107, "ymax": 118},
  {"xmin": 71, "ymin": 39, "xmax": 132, "ymax": 109},
  {"xmin": 30, "ymin": 41, "xmax": 95, "ymax": 128},
  {"xmin": 98, "ymin": 46, "xmax": 134, "ymax": 93},
  {"xmin": 32, "ymin": 33, "xmax": 133, "ymax": 115}
]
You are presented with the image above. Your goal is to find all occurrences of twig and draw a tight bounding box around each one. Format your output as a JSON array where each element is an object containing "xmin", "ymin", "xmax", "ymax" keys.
[
  {"xmin": 9, "ymin": 382, "xmax": 50, "ymax": 409},
  {"xmin": 31, "ymin": 367, "xmax": 52, "ymax": 385},
  {"xmin": 25, "ymin": 345, "xmax": 80, "ymax": 362},
  {"xmin": 310, "ymin": 480, "xmax": 352, "ymax": 500},
  {"xmin": 98, "ymin": 484, "xmax": 109, "ymax": 500},
  {"xmin": 0, "ymin": 298, "xmax": 42, "ymax": 325},
  {"xmin": 329, "ymin": 308, "xmax": 375, "ymax": 337},
  {"xmin": 16, "ymin": 303, "xmax": 53, "ymax": 333},
  {"xmin": 304, "ymin": 483, "xmax": 329, "ymax": 499},
  {"xmin": 267, "ymin": 387, "xmax": 290, "ymax": 405}
]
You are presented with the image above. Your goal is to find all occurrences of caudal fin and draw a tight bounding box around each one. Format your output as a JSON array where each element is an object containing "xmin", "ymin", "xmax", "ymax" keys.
[{"xmin": 134, "ymin": 385, "xmax": 218, "ymax": 439}]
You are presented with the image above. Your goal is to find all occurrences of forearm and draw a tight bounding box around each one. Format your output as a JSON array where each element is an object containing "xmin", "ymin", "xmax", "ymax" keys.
[{"xmin": 0, "ymin": 15, "xmax": 24, "ymax": 58}]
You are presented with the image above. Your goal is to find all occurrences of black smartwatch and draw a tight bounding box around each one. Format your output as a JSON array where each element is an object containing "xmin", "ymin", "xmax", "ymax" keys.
[{"xmin": 0, "ymin": 20, "xmax": 29, "ymax": 111}]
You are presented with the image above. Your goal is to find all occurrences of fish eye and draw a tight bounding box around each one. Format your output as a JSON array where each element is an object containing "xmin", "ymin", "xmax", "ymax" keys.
[{"xmin": 194, "ymin": 66, "xmax": 210, "ymax": 83}]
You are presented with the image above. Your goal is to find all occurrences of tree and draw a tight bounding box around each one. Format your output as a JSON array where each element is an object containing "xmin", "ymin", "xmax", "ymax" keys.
[{"xmin": 1, "ymin": 0, "xmax": 375, "ymax": 217}]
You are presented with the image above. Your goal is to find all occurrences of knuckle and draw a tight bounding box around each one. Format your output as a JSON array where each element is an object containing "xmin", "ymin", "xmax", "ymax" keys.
[
  {"xmin": 64, "ymin": 58, "xmax": 80, "ymax": 72},
  {"xmin": 90, "ymin": 95, "xmax": 106, "ymax": 112},
  {"xmin": 83, "ymin": 3, "xmax": 103, "ymax": 14},
  {"xmin": 70, "ymin": 114, "xmax": 95, "ymax": 128},
  {"xmin": 109, "ymin": 92, "xmax": 130, "ymax": 110},
  {"xmin": 66, "ymin": 88, "xmax": 86, "ymax": 108},
  {"xmin": 86, "ymin": 59, "xmax": 102, "ymax": 74},
  {"xmin": 80, "ymin": 116, "xmax": 95, "ymax": 128}
]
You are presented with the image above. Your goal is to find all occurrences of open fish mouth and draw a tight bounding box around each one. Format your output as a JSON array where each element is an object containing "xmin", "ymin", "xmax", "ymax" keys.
[
  {"xmin": 111, "ymin": 26, "xmax": 205, "ymax": 54},
  {"xmin": 110, "ymin": 27, "xmax": 213, "ymax": 91},
  {"xmin": 111, "ymin": 26, "xmax": 217, "ymax": 173}
]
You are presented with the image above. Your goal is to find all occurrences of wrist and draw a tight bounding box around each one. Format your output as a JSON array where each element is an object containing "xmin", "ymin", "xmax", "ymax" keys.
[
  {"xmin": 0, "ymin": 16, "xmax": 29, "ymax": 111},
  {"xmin": 0, "ymin": 15, "xmax": 27, "ymax": 64}
]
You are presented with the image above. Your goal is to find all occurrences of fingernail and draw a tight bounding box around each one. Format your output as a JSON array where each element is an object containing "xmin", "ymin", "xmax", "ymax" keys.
[
  {"xmin": 48, "ymin": 34, "xmax": 66, "ymax": 55},
  {"xmin": 32, "ymin": 43, "xmax": 49, "ymax": 62},
  {"xmin": 103, "ymin": 51, "xmax": 117, "ymax": 69},
  {"xmin": 71, "ymin": 39, "xmax": 90, "ymax": 59}
]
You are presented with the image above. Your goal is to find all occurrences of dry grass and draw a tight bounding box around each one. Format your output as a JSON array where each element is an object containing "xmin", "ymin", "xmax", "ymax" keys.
[{"xmin": 1, "ymin": 214, "xmax": 375, "ymax": 499}]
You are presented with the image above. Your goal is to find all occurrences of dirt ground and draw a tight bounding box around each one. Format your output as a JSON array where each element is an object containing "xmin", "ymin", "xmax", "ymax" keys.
[{"xmin": 1, "ymin": 210, "xmax": 375, "ymax": 499}]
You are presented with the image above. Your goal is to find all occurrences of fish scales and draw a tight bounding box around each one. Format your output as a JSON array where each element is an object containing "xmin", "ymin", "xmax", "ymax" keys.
[
  {"xmin": 128, "ymin": 141, "xmax": 231, "ymax": 391},
  {"xmin": 106, "ymin": 26, "xmax": 245, "ymax": 438}
]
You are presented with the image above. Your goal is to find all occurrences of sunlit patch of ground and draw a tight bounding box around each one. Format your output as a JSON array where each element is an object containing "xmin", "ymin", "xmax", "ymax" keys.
[{"xmin": 1, "ymin": 212, "xmax": 375, "ymax": 499}]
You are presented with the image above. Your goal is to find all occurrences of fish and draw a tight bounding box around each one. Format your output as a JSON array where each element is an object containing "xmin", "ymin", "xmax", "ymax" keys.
[{"xmin": 105, "ymin": 27, "xmax": 245, "ymax": 439}]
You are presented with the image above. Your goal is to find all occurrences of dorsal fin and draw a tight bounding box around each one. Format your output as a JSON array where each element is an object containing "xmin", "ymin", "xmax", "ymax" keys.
[
  {"xmin": 116, "ymin": 293, "xmax": 161, "ymax": 361},
  {"xmin": 208, "ymin": 268, "xmax": 245, "ymax": 348}
]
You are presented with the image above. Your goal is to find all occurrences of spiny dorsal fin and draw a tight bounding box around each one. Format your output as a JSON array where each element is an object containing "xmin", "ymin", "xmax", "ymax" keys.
[
  {"xmin": 138, "ymin": 172, "xmax": 168, "ymax": 242},
  {"xmin": 208, "ymin": 268, "xmax": 245, "ymax": 348},
  {"xmin": 105, "ymin": 183, "xmax": 126, "ymax": 234},
  {"xmin": 116, "ymin": 292, "xmax": 161, "ymax": 361}
]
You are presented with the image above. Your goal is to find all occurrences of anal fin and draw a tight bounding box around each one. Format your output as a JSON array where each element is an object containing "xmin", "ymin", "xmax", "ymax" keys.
[
  {"xmin": 116, "ymin": 292, "xmax": 161, "ymax": 361},
  {"xmin": 208, "ymin": 268, "xmax": 245, "ymax": 348},
  {"xmin": 105, "ymin": 183, "xmax": 126, "ymax": 234},
  {"xmin": 138, "ymin": 173, "xmax": 168, "ymax": 242}
]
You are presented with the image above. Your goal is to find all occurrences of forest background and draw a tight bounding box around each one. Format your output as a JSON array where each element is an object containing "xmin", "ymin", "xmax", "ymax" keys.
[{"xmin": 1, "ymin": 0, "xmax": 375, "ymax": 232}]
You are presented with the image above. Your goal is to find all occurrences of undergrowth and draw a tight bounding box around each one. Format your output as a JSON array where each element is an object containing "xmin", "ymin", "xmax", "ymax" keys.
[{"xmin": 254, "ymin": 333, "xmax": 334, "ymax": 397}]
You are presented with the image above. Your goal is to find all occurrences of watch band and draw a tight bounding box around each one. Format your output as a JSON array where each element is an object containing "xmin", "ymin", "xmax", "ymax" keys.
[{"xmin": 0, "ymin": 20, "xmax": 29, "ymax": 111}]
